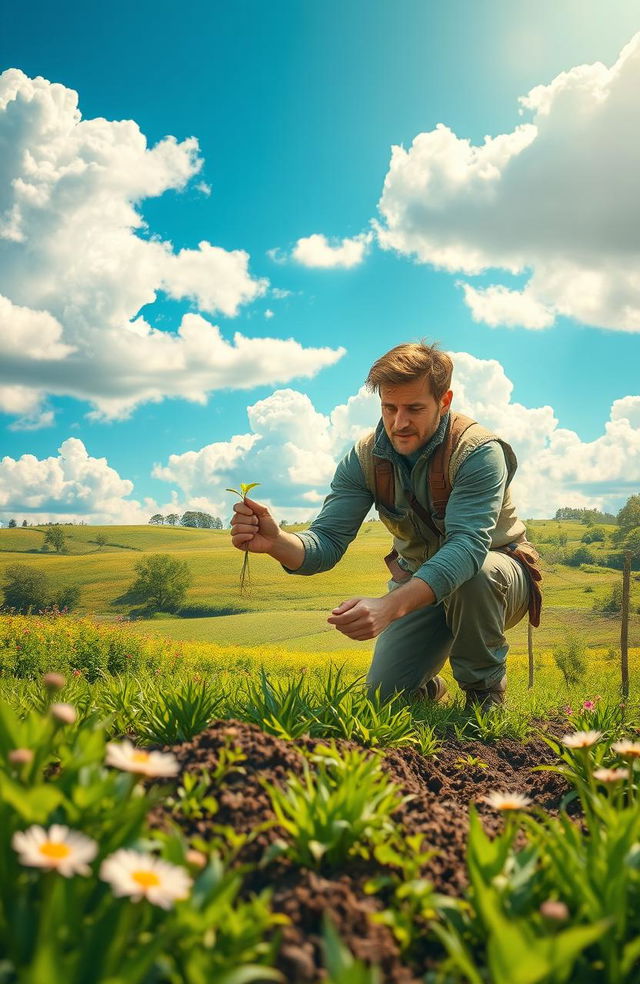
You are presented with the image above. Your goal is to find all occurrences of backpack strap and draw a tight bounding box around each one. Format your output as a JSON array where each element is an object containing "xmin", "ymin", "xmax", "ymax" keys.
[
  {"xmin": 428, "ymin": 413, "xmax": 476, "ymax": 517},
  {"xmin": 372, "ymin": 457, "xmax": 395, "ymax": 510}
]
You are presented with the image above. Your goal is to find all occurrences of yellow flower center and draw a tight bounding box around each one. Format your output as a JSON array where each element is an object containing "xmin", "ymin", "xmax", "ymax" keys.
[
  {"xmin": 132, "ymin": 869, "xmax": 161, "ymax": 889},
  {"xmin": 131, "ymin": 751, "xmax": 151, "ymax": 763},
  {"xmin": 40, "ymin": 841, "xmax": 71, "ymax": 860}
]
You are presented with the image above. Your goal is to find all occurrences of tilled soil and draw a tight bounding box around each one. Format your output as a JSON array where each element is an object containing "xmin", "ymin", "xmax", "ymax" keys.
[{"xmin": 151, "ymin": 721, "xmax": 570, "ymax": 983}]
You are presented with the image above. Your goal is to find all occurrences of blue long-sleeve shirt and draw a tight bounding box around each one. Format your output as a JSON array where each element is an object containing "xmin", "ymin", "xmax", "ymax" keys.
[{"xmin": 282, "ymin": 424, "xmax": 508, "ymax": 605}]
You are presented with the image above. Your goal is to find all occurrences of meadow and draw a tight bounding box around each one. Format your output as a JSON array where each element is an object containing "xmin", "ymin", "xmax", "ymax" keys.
[{"xmin": 0, "ymin": 518, "xmax": 637, "ymax": 659}]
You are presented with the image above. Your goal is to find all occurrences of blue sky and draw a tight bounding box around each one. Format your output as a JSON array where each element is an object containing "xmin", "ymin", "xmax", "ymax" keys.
[{"xmin": 1, "ymin": 0, "xmax": 639, "ymax": 523}]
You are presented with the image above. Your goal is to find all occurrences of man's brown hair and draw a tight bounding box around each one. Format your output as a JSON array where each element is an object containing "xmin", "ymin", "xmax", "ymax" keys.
[{"xmin": 365, "ymin": 341, "xmax": 453, "ymax": 400}]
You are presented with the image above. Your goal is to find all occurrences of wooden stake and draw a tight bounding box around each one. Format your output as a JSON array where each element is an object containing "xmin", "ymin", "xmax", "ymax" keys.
[
  {"xmin": 528, "ymin": 622, "xmax": 534, "ymax": 689},
  {"xmin": 621, "ymin": 551, "xmax": 631, "ymax": 699}
]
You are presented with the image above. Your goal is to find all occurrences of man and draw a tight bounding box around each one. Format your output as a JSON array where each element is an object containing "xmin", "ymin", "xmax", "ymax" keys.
[{"xmin": 230, "ymin": 342, "xmax": 541, "ymax": 708}]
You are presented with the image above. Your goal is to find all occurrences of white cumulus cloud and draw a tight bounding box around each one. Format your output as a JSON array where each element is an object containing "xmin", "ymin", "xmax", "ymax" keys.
[
  {"xmin": 0, "ymin": 439, "xmax": 156, "ymax": 524},
  {"xmin": 291, "ymin": 232, "xmax": 373, "ymax": 269},
  {"xmin": 460, "ymin": 283, "xmax": 555, "ymax": 330},
  {"xmin": 376, "ymin": 34, "xmax": 640, "ymax": 332},
  {"xmin": 0, "ymin": 69, "xmax": 344, "ymax": 424}
]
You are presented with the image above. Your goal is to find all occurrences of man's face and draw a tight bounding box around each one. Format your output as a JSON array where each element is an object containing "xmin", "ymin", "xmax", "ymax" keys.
[{"xmin": 380, "ymin": 377, "xmax": 453, "ymax": 456}]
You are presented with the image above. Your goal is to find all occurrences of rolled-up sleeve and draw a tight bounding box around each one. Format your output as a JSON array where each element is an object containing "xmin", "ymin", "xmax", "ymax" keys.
[
  {"xmin": 412, "ymin": 441, "xmax": 508, "ymax": 603},
  {"xmin": 282, "ymin": 447, "xmax": 374, "ymax": 575}
]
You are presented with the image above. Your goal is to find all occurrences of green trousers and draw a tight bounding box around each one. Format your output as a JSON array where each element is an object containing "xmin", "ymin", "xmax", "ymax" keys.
[{"xmin": 366, "ymin": 549, "xmax": 530, "ymax": 701}]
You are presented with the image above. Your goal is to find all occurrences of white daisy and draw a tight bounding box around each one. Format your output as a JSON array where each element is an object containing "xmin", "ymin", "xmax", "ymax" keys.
[
  {"xmin": 50, "ymin": 703, "xmax": 77, "ymax": 725},
  {"xmin": 611, "ymin": 740, "xmax": 640, "ymax": 759},
  {"xmin": 561, "ymin": 730, "xmax": 602, "ymax": 749},
  {"xmin": 12, "ymin": 825, "xmax": 97, "ymax": 877},
  {"xmin": 100, "ymin": 849, "xmax": 192, "ymax": 909},
  {"xmin": 105, "ymin": 740, "xmax": 179, "ymax": 778},
  {"xmin": 483, "ymin": 791, "xmax": 532, "ymax": 811},
  {"xmin": 593, "ymin": 767, "xmax": 630, "ymax": 782}
]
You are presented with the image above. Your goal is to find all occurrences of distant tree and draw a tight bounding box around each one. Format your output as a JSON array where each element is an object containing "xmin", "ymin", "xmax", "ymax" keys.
[
  {"xmin": 129, "ymin": 554, "xmax": 192, "ymax": 611},
  {"xmin": 279, "ymin": 520, "xmax": 288, "ymax": 528},
  {"xmin": 165, "ymin": 513, "xmax": 180, "ymax": 526},
  {"xmin": 95, "ymin": 533, "xmax": 108, "ymax": 549},
  {"xmin": 149, "ymin": 514, "xmax": 165, "ymax": 526},
  {"xmin": 180, "ymin": 511, "xmax": 199, "ymax": 528},
  {"xmin": 617, "ymin": 495, "xmax": 640, "ymax": 535},
  {"xmin": 44, "ymin": 526, "xmax": 66, "ymax": 553},
  {"xmin": 554, "ymin": 506, "xmax": 617, "ymax": 524},
  {"xmin": 2, "ymin": 565, "xmax": 50, "ymax": 613},
  {"xmin": 581, "ymin": 526, "xmax": 606, "ymax": 544},
  {"xmin": 180, "ymin": 511, "xmax": 221, "ymax": 529},
  {"xmin": 7, "ymin": 519, "xmax": 17, "ymax": 528},
  {"xmin": 624, "ymin": 527, "xmax": 640, "ymax": 562}
]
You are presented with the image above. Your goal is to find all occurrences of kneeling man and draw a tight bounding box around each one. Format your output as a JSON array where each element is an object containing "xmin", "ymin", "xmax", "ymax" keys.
[{"xmin": 230, "ymin": 342, "xmax": 542, "ymax": 708}]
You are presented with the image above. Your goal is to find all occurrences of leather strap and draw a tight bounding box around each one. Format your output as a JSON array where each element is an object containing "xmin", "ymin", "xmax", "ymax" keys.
[
  {"xmin": 428, "ymin": 413, "xmax": 476, "ymax": 517},
  {"xmin": 496, "ymin": 543, "xmax": 543, "ymax": 627}
]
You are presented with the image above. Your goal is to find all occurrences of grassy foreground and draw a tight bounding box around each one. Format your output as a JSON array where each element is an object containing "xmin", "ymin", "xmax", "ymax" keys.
[{"xmin": 0, "ymin": 612, "xmax": 638, "ymax": 719}]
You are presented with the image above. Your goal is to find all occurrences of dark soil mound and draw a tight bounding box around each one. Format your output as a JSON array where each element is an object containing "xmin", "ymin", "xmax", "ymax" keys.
[{"xmin": 151, "ymin": 721, "xmax": 569, "ymax": 983}]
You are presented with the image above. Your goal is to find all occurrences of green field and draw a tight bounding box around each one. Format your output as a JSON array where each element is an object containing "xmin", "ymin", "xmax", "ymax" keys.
[{"xmin": 0, "ymin": 519, "xmax": 637, "ymax": 660}]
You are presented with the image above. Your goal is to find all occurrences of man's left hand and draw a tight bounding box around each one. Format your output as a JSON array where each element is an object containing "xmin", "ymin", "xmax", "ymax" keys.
[{"xmin": 327, "ymin": 596, "xmax": 394, "ymax": 641}]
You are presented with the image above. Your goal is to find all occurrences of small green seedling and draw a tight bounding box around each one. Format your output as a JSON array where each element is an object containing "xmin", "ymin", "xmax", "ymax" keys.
[
  {"xmin": 453, "ymin": 753, "xmax": 488, "ymax": 771},
  {"xmin": 226, "ymin": 482, "xmax": 261, "ymax": 594}
]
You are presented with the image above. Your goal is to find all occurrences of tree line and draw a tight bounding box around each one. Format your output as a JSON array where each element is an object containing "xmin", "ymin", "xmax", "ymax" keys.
[{"xmin": 148, "ymin": 511, "xmax": 224, "ymax": 528}]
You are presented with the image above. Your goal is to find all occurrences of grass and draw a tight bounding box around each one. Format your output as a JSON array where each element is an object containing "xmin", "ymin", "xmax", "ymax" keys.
[{"xmin": 0, "ymin": 611, "xmax": 638, "ymax": 719}]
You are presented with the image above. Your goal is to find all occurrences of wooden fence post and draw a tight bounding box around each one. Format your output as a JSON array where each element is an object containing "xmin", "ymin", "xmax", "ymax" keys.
[
  {"xmin": 621, "ymin": 551, "xmax": 631, "ymax": 699},
  {"xmin": 528, "ymin": 622, "xmax": 534, "ymax": 689}
]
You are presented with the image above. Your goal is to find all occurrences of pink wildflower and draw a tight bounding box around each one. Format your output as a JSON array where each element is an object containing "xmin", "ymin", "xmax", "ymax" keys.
[
  {"xmin": 582, "ymin": 700, "xmax": 596, "ymax": 711},
  {"xmin": 540, "ymin": 900, "xmax": 569, "ymax": 921}
]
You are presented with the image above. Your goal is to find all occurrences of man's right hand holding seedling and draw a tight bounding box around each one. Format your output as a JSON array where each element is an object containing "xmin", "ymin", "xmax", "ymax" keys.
[{"xmin": 230, "ymin": 496, "xmax": 306, "ymax": 573}]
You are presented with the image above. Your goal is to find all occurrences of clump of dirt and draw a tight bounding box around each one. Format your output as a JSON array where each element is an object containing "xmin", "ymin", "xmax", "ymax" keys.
[{"xmin": 150, "ymin": 721, "xmax": 570, "ymax": 983}]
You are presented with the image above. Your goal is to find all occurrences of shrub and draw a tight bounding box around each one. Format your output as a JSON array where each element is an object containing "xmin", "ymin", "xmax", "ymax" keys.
[
  {"xmin": 593, "ymin": 583, "xmax": 628, "ymax": 615},
  {"xmin": 552, "ymin": 633, "xmax": 587, "ymax": 686},
  {"xmin": 129, "ymin": 554, "xmax": 192, "ymax": 611},
  {"xmin": 55, "ymin": 584, "xmax": 81, "ymax": 612},
  {"xmin": 2, "ymin": 565, "xmax": 50, "ymax": 614},
  {"xmin": 566, "ymin": 546, "xmax": 596, "ymax": 567}
]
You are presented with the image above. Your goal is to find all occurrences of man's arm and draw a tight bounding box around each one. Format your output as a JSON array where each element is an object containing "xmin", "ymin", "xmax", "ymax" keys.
[
  {"xmin": 328, "ymin": 441, "xmax": 507, "ymax": 639},
  {"xmin": 279, "ymin": 446, "xmax": 374, "ymax": 575},
  {"xmin": 411, "ymin": 440, "xmax": 508, "ymax": 603},
  {"xmin": 230, "ymin": 445, "xmax": 373, "ymax": 573}
]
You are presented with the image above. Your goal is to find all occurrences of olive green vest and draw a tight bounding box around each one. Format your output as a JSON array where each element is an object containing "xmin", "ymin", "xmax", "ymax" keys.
[{"xmin": 355, "ymin": 413, "xmax": 527, "ymax": 572}]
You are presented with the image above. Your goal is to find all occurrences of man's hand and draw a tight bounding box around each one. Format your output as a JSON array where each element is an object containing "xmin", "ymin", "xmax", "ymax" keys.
[
  {"xmin": 230, "ymin": 497, "xmax": 281, "ymax": 554},
  {"xmin": 327, "ymin": 596, "xmax": 395, "ymax": 641},
  {"xmin": 327, "ymin": 578, "xmax": 436, "ymax": 640},
  {"xmin": 230, "ymin": 496, "xmax": 306, "ymax": 571}
]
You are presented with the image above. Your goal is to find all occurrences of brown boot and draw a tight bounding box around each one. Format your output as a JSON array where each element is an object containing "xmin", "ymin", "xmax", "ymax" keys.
[
  {"xmin": 464, "ymin": 676, "xmax": 506, "ymax": 710},
  {"xmin": 415, "ymin": 674, "xmax": 448, "ymax": 703}
]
